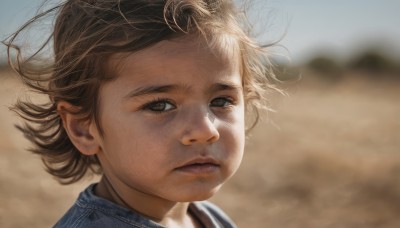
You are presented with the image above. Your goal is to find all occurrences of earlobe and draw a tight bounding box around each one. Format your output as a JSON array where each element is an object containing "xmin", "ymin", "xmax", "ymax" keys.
[{"xmin": 57, "ymin": 101, "xmax": 100, "ymax": 156}]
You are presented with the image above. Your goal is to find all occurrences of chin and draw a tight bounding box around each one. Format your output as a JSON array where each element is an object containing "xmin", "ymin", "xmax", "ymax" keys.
[{"xmin": 175, "ymin": 185, "xmax": 222, "ymax": 202}]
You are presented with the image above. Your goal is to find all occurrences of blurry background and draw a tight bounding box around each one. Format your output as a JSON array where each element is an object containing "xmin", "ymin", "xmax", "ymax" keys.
[{"xmin": 1, "ymin": 0, "xmax": 400, "ymax": 227}]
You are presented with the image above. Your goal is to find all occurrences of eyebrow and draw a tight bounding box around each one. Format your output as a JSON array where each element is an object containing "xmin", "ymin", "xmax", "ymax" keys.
[
  {"xmin": 209, "ymin": 82, "xmax": 243, "ymax": 94},
  {"xmin": 124, "ymin": 82, "xmax": 242, "ymax": 100},
  {"xmin": 124, "ymin": 85, "xmax": 180, "ymax": 99}
]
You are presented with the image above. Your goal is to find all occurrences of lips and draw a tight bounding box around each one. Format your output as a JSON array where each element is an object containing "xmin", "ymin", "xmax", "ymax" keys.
[{"xmin": 174, "ymin": 157, "xmax": 220, "ymax": 174}]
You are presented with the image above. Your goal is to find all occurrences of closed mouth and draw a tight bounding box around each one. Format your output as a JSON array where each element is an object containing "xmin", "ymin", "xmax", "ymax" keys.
[{"xmin": 174, "ymin": 157, "xmax": 220, "ymax": 174}]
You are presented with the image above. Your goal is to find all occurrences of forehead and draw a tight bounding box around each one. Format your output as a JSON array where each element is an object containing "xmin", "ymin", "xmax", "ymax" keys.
[{"xmin": 108, "ymin": 34, "xmax": 241, "ymax": 76}]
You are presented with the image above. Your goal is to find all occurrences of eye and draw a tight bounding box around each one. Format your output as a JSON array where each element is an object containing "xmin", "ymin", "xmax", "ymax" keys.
[
  {"xmin": 142, "ymin": 99, "xmax": 176, "ymax": 113},
  {"xmin": 210, "ymin": 97, "xmax": 234, "ymax": 108}
]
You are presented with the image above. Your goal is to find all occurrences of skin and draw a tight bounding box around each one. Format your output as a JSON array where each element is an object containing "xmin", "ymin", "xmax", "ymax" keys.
[{"xmin": 59, "ymin": 35, "xmax": 245, "ymax": 227}]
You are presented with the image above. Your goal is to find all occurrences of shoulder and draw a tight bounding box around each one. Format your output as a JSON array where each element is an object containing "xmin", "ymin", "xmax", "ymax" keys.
[
  {"xmin": 190, "ymin": 201, "xmax": 237, "ymax": 228},
  {"xmin": 54, "ymin": 184, "xmax": 164, "ymax": 228}
]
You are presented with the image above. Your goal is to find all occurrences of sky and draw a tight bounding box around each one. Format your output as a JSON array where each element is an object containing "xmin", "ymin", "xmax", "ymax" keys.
[{"xmin": 1, "ymin": 0, "xmax": 400, "ymax": 65}]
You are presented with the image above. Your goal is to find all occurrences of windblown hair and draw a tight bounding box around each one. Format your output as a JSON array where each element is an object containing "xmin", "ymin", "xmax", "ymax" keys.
[{"xmin": 3, "ymin": 0, "xmax": 279, "ymax": 184}]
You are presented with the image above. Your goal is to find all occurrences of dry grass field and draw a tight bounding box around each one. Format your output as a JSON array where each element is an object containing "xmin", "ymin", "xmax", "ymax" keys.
[{"xmin": 1, "ymin": 68, "xmax": 399, "ymax": 227}]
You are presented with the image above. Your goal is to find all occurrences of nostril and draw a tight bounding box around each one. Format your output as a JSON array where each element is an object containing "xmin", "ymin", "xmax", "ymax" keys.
[{"xmin": 207, "ymin": 134, "xmax": 219, "ymax": 143}]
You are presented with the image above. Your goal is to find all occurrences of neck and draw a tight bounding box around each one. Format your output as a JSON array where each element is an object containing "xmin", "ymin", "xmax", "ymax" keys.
[{"xmin": 95, "ymin": 175, "xmax": 200, "ymax": 227}]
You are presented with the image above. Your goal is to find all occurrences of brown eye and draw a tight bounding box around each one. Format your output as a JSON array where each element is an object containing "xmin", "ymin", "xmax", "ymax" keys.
[
  {"xmin": 143, "ymin": 99, "xmax": 176, "ymax": 112},
  {"xmin": 210, "ymin": 97, "xmax": 233, "ymax": 108}
]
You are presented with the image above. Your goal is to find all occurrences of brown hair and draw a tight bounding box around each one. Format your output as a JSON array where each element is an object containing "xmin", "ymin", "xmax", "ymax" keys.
[{"xmin": 3, "ymin": 0, "xmax": 280, "ymax": 184}]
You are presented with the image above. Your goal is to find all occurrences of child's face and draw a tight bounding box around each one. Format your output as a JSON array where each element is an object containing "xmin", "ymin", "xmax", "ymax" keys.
[{"xmin": 92, "ymin": 35, "xmax": 245, "ymax": 202}]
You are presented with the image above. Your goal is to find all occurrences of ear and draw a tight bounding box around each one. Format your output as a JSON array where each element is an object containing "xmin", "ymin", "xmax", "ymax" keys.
[{"xmin": 57, "ymin": 101, "xmax": 100, "ymax": 156}]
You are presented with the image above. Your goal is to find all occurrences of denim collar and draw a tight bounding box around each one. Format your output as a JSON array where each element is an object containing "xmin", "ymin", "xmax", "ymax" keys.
[{"xmin": 75, "ymin": 184, "xmax": 222, "ymax": 227}]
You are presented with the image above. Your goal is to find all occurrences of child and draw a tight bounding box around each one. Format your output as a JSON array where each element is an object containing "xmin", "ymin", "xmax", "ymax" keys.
[{"xmin": 4, "ymin": 0, "xmax": 277, "ymax": 227}]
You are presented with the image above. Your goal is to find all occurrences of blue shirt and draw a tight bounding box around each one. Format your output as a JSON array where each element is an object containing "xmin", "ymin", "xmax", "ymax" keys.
[{"xmin": 54, "ymin": 184, "xmax": 236, "ymax": 228}]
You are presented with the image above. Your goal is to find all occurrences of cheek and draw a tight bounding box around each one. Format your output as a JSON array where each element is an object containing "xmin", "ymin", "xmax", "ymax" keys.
[
  {"xmin": 219, "ymin": 127, "xmax": 244, "ymax": 179},
  {"xmin": 232, "ymin": 105, "xmax": 246, "ymax": 155},
  {"xmin": 102, "ymin": 116, "xmax": 172, "ymax": 160},
  {"xmin": 231, "ymin": 105, "xmax": 246, "ymax": 142},
  {"xmin": 221, "ymin": 106, "xmax": 245, "ymax": 162}
]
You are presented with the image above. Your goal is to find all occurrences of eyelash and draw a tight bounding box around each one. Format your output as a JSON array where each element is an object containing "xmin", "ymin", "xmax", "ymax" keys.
[
  {"xmin": 141, "ymin": 96, "xmax": 236, "ymax": 114},
  {"xmin": 210, "ymin": 97, "xmax": 235, "ymax": 108},
  {"xmin": 141, "ymin": 98, "xmax": 176, "ymax": 113}
]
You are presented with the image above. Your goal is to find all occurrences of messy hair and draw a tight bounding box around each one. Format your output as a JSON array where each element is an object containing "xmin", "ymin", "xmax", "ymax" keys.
[{"xmin": 3, "ymin": 0, "xmax": 279, "ymax": 184}]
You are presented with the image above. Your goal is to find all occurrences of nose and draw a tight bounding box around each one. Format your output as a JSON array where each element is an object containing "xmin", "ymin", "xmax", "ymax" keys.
[{"xmin": 180, "ymin": 110, "xmax": 220, "ymax": 145}]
